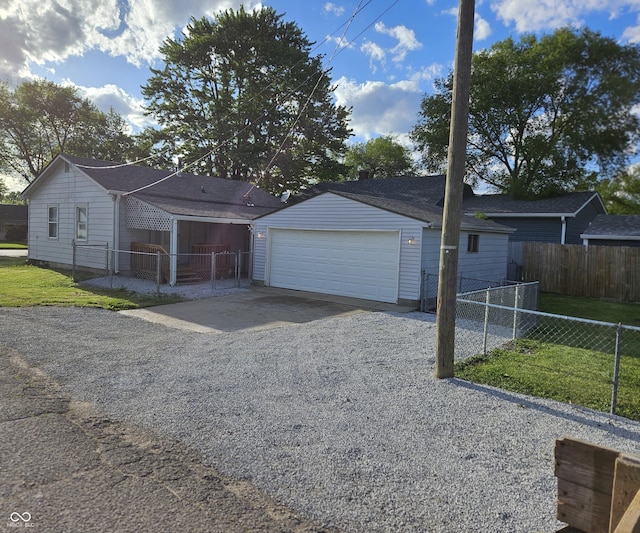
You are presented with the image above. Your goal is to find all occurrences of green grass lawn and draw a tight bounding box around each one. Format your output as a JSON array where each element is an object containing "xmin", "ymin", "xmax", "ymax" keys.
[
  {"xmin": 456, "ymin": 293, "xmax": 640, "ymax": 421},
  {"xmin": 0, "ymin": 256, "xmax": 182, "ymax": 310},
  {"xmin": 539, "ymin": 292, "xmax": 640, "ymax": 326},
  {"xmin": 0, "ymin": 242, "xmax": 28, "ymax": 249}
]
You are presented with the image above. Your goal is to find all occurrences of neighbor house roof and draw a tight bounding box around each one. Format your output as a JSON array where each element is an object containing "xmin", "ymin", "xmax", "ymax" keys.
[
  {"xmin": 23, "ymin": 154, "xmax": 283, "ymax": 221},
  {"xmin": 296, "ymin": 176, "xmax": 603, "ymax": 219},
  {"xmin": 309, "ymin": 191, "xmax": 514, "ymax": 234},
  {"xmin": 462, "ymin": 191, "xmax": 604, "ymax": 217},
  {"xmin": 580, "ymin": 214, "xmax": 640, "ymax": 241},
  {"xmin": 296, "ymin": 175, "xmax": 474, "ymax": 207}
]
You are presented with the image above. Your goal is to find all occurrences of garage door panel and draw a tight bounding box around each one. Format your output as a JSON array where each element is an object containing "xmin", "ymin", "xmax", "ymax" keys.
[{"xmin": 268, "ymin": 229, "xmax": 399, "ymax": 303}]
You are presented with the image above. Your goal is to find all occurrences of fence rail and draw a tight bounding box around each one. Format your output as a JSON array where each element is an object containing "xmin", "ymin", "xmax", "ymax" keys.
[{"xmin": 519, "ymin": 242, "xmax": 640, "ymax": 302}]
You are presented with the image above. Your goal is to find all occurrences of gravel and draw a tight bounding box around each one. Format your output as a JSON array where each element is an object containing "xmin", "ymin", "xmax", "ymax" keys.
[{"xmin": 2, "ymin": 305, "xmax": 640, "ymax": 533}]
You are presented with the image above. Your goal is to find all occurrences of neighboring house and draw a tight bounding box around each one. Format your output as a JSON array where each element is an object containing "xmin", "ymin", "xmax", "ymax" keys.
[
  {"xmin": 463, "ymin": 192, "xmax": 606, "ymax": 245},
  {"xmin": 21, "ymin": 154, "xmax": 282, "ymax": 284},
  {"xmin": 0, "ymin": 204, "xmax": 28, "ymax": 241},
  {"xmin": 580, "ymin": 214, "xmax": 640, "ymax": 247},
  {"xmin": 253, "ymin": 177, "xmax": 514, "ymax": 306}
]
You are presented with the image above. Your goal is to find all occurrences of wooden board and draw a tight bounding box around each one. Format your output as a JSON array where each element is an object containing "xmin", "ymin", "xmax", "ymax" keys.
[
  {"xmin": 555, "ymin": 437, "xmax": 622, "ymax": 533},
  {"xmin": 611, "ymin": 456, "xmax": 640, "ymax": 533}
]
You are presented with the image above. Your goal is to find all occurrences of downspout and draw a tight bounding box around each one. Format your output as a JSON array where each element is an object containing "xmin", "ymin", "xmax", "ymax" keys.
[
  {"xmin": 560, "ymin": 216, "xmax": 567, "ymax": 245},
  {"xmin": 170, "ymin": 217, "xmax": 178, "ymax": 286}
]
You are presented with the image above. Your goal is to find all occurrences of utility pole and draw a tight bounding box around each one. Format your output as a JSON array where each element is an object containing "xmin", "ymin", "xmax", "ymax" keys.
[{"xmin": 435, "ymin": 0, "xmax": 475, "ymax": 379}]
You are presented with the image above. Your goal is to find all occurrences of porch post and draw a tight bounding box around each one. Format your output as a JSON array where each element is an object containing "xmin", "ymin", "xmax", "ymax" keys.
[{"xmin": 169, "ymin": 217, "xmax": 178, "ymax": 286}]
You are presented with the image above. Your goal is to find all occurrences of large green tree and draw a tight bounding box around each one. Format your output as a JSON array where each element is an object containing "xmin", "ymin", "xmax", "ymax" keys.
[
  {"xmin": 0, "ymin": 80, "xmax": 134, "ymax": 184},
  {"xmin": 142, "ymin": 7, "xmax": 352, "ymax": 194},
  {"xmin": 595, "ymin": 166, "xmax": 640, "ymax": 214},
  {"xmin": 343, "ymin": 136, "xmax": 416, "ymax": 180},
  {"xmin": 411, "ymin": 28, "xmax": 640, "ymax": 199}
]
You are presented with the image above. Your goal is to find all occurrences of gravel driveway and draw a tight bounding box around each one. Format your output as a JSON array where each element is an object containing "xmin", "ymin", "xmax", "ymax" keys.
[{"xmin": 1, "ymin": 305, "xmax": 639, "ymax": 532}]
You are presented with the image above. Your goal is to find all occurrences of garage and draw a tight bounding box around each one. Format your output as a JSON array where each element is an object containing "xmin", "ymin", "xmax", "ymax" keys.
[{"xmin": 267, "ymin": 228, "xmax": 400, "ymax": 303}]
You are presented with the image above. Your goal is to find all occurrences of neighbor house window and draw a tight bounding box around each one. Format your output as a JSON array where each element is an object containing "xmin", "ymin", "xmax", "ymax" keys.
[
  {"xmin": 75, "ymin": 206, "xmax": 87, "ymax": 241},
  {"xmin": 48, "ymin": 206, "xmax": 58, "ymax": 239},
  {"xmin": 467, "ymin": 234, "xmax": 479, "ymax": 253}
]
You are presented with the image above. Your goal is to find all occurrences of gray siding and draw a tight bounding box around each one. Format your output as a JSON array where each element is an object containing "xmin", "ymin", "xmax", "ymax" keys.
[
  {"xmin": 491, "ymin": 217, "xmax": 561, "ymax": 243},
  {"xmin": 27, "ymin": 160, "xmax": 114, "ymax": 267},
  {"xmin": 566, "ymin": 198, "xmax": 605, "ymax": 244}
]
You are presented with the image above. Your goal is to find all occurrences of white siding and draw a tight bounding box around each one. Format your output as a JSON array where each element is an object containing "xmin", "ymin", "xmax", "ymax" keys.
[
  {"xmin": 253, "ymin": 193, "xmax": 425, "ymax": 302},
  {"xmin": 27, "ymin": 160, "xmax": 114, "ymax": 268}
]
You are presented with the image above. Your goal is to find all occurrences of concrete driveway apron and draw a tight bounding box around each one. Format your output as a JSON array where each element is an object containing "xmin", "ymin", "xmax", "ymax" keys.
[{"xmin": 119, "ymin": 286, "xmax": 413, "ymax": 333}]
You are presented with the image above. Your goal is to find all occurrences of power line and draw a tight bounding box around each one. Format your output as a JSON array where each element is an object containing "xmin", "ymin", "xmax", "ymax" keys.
[{"xmin": 89, "ymin": 0, "xmax": 402, "ymax": 196}]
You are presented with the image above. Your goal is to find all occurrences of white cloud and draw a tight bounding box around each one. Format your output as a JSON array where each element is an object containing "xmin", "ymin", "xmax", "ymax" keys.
[
  {"xmin": 0, "ymin": 0, "xmax": 260, "ymax": 81},
  {"xmin": 475, "ymin": 14, "xmax": 492, "ymax": 41},
  {"xmin": 333, "ymin": 76, "xmax": 424, "ymax": 140},
  {"xmin": 324, "ymin": 2, "xmax": 345, "ymax": 17},
  {"xmin": 360, "ymin": 41, "xmax": 386, "ymax": 71},
  {"xmin": 374, "ymin": 22, "xmax": 423, "ymax": 63},
  {"xmin": 623, "ymin": 14, "xmax": 640, "ymax": 42},
  {"xmin": 490, "ymin": 0, "xmax": 629, "ymax": 32},
  {"xmin": 72, "ymin": 83, "xmax": 153, "ymax": 132}
]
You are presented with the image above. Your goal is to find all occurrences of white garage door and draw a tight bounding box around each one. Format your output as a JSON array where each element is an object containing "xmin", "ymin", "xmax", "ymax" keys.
[{"xmin": 268, "ymin": 229, "xmax": 400, "ymax": 303}]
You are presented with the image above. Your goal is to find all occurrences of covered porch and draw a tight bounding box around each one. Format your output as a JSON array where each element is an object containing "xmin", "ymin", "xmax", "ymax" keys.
[{"xmin": 121, "ymin": 196, "xmax": 254, "ymax": 285}]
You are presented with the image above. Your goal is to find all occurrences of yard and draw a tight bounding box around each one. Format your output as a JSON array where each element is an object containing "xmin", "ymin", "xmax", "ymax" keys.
[
  {"xmin": 0, "ymin": 255, "xmax": 182, "ymax": 310},
  {"xmin": 456, "ymin": 293, "xmax": 640, "ymax": 421}
]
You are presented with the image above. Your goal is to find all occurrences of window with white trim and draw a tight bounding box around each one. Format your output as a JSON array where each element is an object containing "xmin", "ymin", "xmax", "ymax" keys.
[
  {"xmin": 48, "ymin": 206, "xmax": 58, "ymax": 239},
  {"xmin": 467, "ymin": 233, "xmax": 479, "ymax": 253},
  {"xmin": 76, "ymin": 206, "xmax": 87, "ymax": 241}
]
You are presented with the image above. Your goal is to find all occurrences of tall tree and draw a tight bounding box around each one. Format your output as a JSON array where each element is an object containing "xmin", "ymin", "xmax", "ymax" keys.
[
  {"xmin": 142, "ymin": 7, "xmax": 352, "ymax": 194},
  {"xmin": 595, "ymin": 166, "xmax": 640, "ymax": 214},
  {"xmin": 343, "ymin": 136, "xmax": 416, "ymax": 180},
  {"xmin": 0, "ymin": 80, "xmax": 134, "ymax": 184},
  {"xmin": 411, "ymin": 28, "xmax": 640, "ymax": 199}
]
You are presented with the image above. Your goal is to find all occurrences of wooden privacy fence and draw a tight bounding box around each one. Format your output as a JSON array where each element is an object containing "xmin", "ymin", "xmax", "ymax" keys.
[{"xmin": 520, "ymin": 243, "xmax": 640, "ymax": 302}]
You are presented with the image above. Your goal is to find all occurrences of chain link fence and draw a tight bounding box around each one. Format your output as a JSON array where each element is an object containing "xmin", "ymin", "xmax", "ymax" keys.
[
  {"xmin": 454, "ymin": 293, "xmax": 640, "ymax": 417},
  {"xmin": 421, "ymin": 271, "xmax": 526, "ymax": 312},
  {"xmin": 72, "ymin": 242, "xmax": 251, "ymax": 293}
]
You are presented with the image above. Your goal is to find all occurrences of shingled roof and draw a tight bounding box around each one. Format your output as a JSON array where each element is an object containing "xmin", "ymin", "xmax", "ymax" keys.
[
  {"xmin": 462, "ymin": 191, "xmax": 602, "ymax": 216},
  {"xmin": 581, "ymin": 214, "xmax": 640, "ymax": 238},
  {"xmin": 296, "ymin": 176, "xmax": 603, "ymax": 219},
  {"xmin": 295, "ymin": 175, "xmax": 475, "ymax": 207},
  {"xmin": 287, "ymin": 176, "xmax": 509, "ymax": 232},
  {"xmin": 25, "ymin": 154, "xmax": 283, "ymax": 220}
]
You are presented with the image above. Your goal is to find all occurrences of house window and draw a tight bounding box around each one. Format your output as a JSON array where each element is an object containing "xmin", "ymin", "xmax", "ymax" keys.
[
  {"xmin": 76, "ymin": 206, "xmax": 87, "ymax": 241},
  {"xmin": 467, "ymin": 234, "xmax": 479, "ymax": 253},
  {"xmin": 48, "ymin": 206, "xmax": 58, "ymax": 239}
]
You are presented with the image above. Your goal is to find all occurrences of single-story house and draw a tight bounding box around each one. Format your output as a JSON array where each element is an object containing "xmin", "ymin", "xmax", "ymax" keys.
[
  {"xmin": 580, "ymin": 214, "xmax": 640, "ymax": 247},
  {"xmin": 252, "ymin": 177, "xmax": 514, "ymax": 307},
  {"xmin": 21, "ymin": 154, "xmax": 283, "ymax": 284},
  {"xmin": 463, "ymin": 191, "xmax": 606, "ymax": 245},
  {"xmin": 0, "ymin": 204, "xmax": 28, "ymax": 241}
]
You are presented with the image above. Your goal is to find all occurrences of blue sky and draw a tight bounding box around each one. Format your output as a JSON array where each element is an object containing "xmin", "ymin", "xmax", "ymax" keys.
[{"xmin": 2, "ymin": 0, "xmax": 640, "ymax": 190}]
